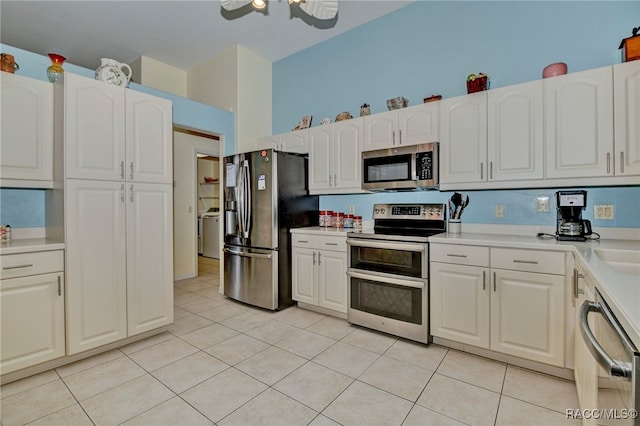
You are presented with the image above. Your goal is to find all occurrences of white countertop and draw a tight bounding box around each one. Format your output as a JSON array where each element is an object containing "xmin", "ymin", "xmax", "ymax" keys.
[
  {"xmin": 0, "ymin": 238, "xmax": 65, "ymax": 255},
  {"xmin": 290, "ymin": 226, "xmax": 352, "ymax": 236},
  {"xmin": 430, "ymin": 231, "xmax": 640, "ymax": 348}
]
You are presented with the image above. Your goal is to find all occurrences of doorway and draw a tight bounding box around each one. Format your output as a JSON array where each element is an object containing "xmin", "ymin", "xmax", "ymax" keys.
[{"xmin": 172, "ymin": 128, "xmax": 222, "ymax": 285}]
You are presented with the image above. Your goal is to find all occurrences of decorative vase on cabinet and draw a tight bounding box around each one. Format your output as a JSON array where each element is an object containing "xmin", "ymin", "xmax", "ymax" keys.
[{"xmin": 46, "ymin": 53, "xmax": 65, "ymax": 83}]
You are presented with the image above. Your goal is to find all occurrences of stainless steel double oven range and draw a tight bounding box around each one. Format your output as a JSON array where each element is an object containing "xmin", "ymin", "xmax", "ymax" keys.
[{"xmin": 347, "ymin": 203, "xmax": 446, "ymax": 344}]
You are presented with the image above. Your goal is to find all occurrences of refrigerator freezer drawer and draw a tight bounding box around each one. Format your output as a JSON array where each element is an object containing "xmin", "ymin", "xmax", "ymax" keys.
[{"xmin": 223, "ymin": 246, "xmax": 278, "ymax": 310}]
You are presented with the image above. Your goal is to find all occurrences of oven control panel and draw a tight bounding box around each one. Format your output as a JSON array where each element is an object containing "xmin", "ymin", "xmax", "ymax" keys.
[{"xmin": 372, "ymin": 203, "xmax": 446, "ymax": 220}]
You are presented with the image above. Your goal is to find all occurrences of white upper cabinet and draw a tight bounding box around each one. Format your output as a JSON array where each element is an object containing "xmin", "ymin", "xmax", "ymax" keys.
[
  {"xmin": 488, "ymin": 80, "xmax": 544, "ymax": 181},
  {"xmin": 613, "ymin": 61, "xmax": 640, "ymax": 176},
  {"xmin": 308, "ymin": 119, "xmax": 365, "ymax": 194},
  {"xmin": 0, "ymin": 72, "xmax": 54, "ymax": 187},
  {"xmin": 363, "ymin": 102, "xmax": 439, "ymax": 151},
  {"xmin": 126, "ymin": 90, "xmax": 173, "ymax": 184},
  {"xmin": 439, "ymin": 92, "xmax": 488, "ymax": 184},
  {"xmin": 545, "ymin": 66, "xmax": 614, "ymax": 179},
  {"xmin": 64, "ymin": 73, "xmax": 172, "ymax": 183},
  {"xmin": 257, "ymin": 130, "xmax": 308, "ymax": 154}
]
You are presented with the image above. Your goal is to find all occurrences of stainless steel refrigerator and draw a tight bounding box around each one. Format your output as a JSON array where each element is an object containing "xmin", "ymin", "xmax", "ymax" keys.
[{"xmin": 223, "ymin": 149, "xmax": 318, "ymax": 310}]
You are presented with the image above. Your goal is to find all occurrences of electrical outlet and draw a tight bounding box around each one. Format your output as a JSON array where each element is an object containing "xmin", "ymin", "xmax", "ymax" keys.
[
  {"xmin": 594, "ymin": 204, "xmax": 614, "ymax": 220},
  {"xmin": 536, "ymin": 196, "xmax": 549, "ymax": 212},
  {"xmin": 495, "ymin": 204, "xmax": 504, "ymax": 218}
]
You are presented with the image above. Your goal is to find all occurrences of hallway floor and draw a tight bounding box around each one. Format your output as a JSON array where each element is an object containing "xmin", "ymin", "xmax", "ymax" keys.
[{"xmin": 1, "ymin": 256, "xmax": 580, "ymax": 425}]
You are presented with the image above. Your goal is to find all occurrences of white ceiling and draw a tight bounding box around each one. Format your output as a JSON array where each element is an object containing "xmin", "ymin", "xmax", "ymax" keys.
[{"xmin": 0, "ymin": 0, "xmax": 414, "ymax": 71}]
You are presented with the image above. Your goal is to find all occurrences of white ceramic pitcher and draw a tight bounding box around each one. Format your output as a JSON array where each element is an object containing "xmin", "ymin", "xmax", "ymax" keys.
[{"xmin": 95, "ymin": 58, "xmax": 132, "ymax": 87}]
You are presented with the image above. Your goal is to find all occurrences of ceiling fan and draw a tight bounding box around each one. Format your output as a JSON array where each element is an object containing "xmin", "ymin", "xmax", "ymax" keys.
[{"xmin": 220, "ymin": 0, "xmax": 339, "ymax": 20}]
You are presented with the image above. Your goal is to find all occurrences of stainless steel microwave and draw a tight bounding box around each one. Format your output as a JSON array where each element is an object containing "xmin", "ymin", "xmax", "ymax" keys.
[{"xmin": 362, "ymin": 143, "xmax": 439, "ymax": 191}]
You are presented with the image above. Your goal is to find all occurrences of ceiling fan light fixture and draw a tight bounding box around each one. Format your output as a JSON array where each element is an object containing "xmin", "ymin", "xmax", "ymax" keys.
[{"xmin": 252, "ymin": 0, "xmax": 266, "ymax": 9}]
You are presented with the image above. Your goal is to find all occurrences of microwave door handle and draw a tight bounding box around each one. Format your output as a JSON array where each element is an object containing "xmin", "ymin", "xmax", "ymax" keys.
[
  {"xmin": 579, "ymin": 300, "xmax": 633, "ymax": 380},
  {"xmin": 411, "ymin": 153, "xmax": 417, "ymax": 181}
]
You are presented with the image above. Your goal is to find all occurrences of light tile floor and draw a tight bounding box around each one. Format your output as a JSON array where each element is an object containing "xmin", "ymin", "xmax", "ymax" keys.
[{"xmin": 1, "ymin": 257, "xmax": 581, "ymax": 426}]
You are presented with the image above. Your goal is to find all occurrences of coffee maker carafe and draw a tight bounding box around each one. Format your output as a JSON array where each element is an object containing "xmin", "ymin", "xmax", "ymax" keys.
[{"xmin": 556, "ymin": 190, "xmax": 592, "ymax": 241}]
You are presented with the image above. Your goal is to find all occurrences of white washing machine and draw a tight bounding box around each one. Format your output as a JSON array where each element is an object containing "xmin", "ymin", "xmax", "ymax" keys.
[{"xmin": 201, "ymin": 212, "xmax": 220, "ymax": 259}]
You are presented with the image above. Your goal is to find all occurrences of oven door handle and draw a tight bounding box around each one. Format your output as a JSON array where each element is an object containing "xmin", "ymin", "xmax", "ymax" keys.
[
  {"xmin": 346, "ymin": 239, "xmax": 426, "ymax": 253},
  {"xmin": 578, "ymin": 300, "xmax": 633, "ymax": 380},
  {"xmin": 347, "ymin": 269, "xmax": 425, "ymax": 289}
]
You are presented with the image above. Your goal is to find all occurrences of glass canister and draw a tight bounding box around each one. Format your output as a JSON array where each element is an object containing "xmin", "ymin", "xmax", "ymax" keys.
[
  {"xmin": 354, "ymin": 216, "xmax": 362, "ymax": 232},
  {"xmin": 333, "ymin": 212, "xmax": 344, "ymax": 229},
  {"xmin": 343, "ymin": 214, "xmax": 354, "ymax": 228}
]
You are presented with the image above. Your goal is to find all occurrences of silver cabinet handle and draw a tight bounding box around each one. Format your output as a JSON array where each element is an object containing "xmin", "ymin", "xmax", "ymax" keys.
[
  {"xmin": 392, "ymin": 130, "xmax": 396, "ymax": 146},
  {"xmin": 324, "ymin": 243, "xmax": 338, "ymax": 246},
  {"xmin": 489, "ymin": 161, "xmax": 493, "ymax": 180},
  {"xmin": 579, "ymin": 300, "xmax": 633, "ymax": 380},
  {"xmin": 313, "ymin": 252, "xmax": 317, "ymax": 264},
  {"xmin": 120, "ymin": 184, "xmax": 125, "ymax": 202},
  {"xmin": 399, "ymin": 129, "xmax": 402, "ymax": 145},
  {"xmin": 2, "ymin": 264, "xmax": 34, "ymax": 270},
  {"xmin": 607, "ymin": 152, "xmax": 611, "ymax": 174},
  {"xmin": 482, "ymin": 270, "xmax": 486, "ymax": 291},
  {"xmin": 120, "ymin": 161, "xmax": 125, "ymax": 179},
  {"xmin": 513, "ymin": 259, "xmax": 538, "ymax": 265},
  {"xmin": 318, "ymin": 252, "xmax": 322, "ymax": 265},
  {"xmin": 298, "ymin": 240, "xmax": 308, "ymax": 243},
  {"xmin": 620, "ymin": 152, "xmax": 625, "ymax": 173},
  {"xmin": 129, "ymin": 162, "xmax": 134, "ymax": 180},
  {"xmin": 480, "ymin": 162, "xmax": 484, "ymax": 180},
  {"xmin": 129, "ymin": 184, "xmax": 134, "ymax": 202},
  {"xmin": 447, "ymin": 254, "xmax": 467, "ymax": 258},
  {"xmin": 573, "ymin": 268, "xmax": 584, "ymax": 299},
  {"xmin": 57, "ymin": 275, "xmax": 61, "ymax": 296},
  {"xmin": 493, "ymin": 271, "xmax": 496, "ymax": 292}
]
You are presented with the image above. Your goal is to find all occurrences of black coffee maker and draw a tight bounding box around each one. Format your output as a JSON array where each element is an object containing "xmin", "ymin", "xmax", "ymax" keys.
[{"xmin": 556, "ymin": 190, "xmax": 592, "ymax": 241}]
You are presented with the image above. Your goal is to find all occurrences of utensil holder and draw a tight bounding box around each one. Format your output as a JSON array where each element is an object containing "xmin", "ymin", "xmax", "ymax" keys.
[{"xmin": 448, "ymin": 219, "xmax": 461, "ymax": 234}]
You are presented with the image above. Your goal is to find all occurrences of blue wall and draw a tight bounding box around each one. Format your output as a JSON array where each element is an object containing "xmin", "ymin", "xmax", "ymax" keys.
[
  {"xmin": 273, "ymin": 1, "xmax": 640, "ymax": 228},
  {"xmin": 0, "ymin": 44, "xmax": 235, "ymax": 228}
]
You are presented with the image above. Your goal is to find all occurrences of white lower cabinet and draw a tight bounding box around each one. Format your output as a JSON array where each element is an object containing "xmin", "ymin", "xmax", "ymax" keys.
[
  {"xmin": 291, "ymin": 233, "xmax": 347, "ymax": 315},
  {"xmin": 0, "ymin": 251, "xmax": 65, "ymax": 375},
  {"xmin": 65, "ymin": 180, "xmax": 173, "ymax": 355},
  {"xmin": 430, "ymin": 244, "xmax": 565, "ymax": 367}
]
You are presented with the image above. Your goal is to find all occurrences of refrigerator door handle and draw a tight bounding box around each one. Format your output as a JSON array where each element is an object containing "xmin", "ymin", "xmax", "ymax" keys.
[
  {"xmin": 243, "ymin": 159, "xmax": 251, "ymax": 239},
  {"xmin": 223, "ymin": 247, "xmax": 273, "ymax": 259},
  {"xmin": 236, "ymin": 158, "xmax": 245, "ymax": 237}
]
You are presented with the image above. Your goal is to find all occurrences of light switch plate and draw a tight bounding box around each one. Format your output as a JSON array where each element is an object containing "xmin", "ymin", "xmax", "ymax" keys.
[
  {"xmin": 537, "ymin": 196, "xmax": 549, "ymax": 212},
  {"xmin": 594, "ymin": 204, "xmax": 614, "ymax": 220},
  {"xmin": 495, "ymin": 204, "xmax": 504, "ymax": 218}
]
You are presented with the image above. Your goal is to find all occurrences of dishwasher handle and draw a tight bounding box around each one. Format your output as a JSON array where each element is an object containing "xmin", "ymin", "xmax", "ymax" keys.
[{"xmin": 579, "ymin": 300, "xmax": 633, "ymax": 380}]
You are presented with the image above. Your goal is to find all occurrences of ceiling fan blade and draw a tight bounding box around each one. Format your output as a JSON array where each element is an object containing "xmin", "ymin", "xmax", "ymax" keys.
[
  {"xmin": 298, "ymin": 0, "xmax": 338, "ymax": 20},
  {"xmin": 220, "ymin": 0, "xmax": 253, "ymax": 11}
]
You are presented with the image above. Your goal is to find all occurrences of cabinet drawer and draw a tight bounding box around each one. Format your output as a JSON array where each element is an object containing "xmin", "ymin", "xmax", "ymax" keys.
[
  {"xmin": 430, "ymin": 244, "xmax": 489, "ymax": 267},
  {"xmin": 1, "ymin": 250, "xmax": 64, "ymax": 279},
  {"xmin": 491, "ymin": 248, "xmax": 564, "ymax": 275},
  {"xmin": 291, "ymin": 234, "xmax": 318, "ymax": 248},
  {"xmin": 318, "ymin": 236, "xmax": 346, "ymax": 252}
]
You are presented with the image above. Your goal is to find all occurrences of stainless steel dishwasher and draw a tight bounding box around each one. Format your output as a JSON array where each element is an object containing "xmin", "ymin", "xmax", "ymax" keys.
[{"xmin": 202, "ymin": 215, "xmax": 220, "ymax": 259}]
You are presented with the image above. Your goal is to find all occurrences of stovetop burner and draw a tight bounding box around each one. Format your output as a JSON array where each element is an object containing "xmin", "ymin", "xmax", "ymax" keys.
[{"xmin": 348, "ymin": 203, "xmax": 447, "ymax": 242}]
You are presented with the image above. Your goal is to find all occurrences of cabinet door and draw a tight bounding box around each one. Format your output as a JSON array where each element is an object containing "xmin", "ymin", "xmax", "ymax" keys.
[
  {"xmin": 440, "ymin": 92, "xmax": 488, "ymax": 184},
  {"xmin": 292, "ymin": 247, "xmax": 316, "ymax": 305},
  {"xmin": 430, "ymin": 262, "xmax": 490, "ymax": 348},
  {"xmin": 317, "ymin": 249, "xmax": 348, "ymax": 313},
  {"xmin": 545, "ymin": 67, "xmax": 614, "ymax": 178},
  {"xmin": 363, "ymin": 110, "xmax": 398, "ymax": 151},
  {"xmin": 308, "ymin": 126, "xmax": 332, "ymax": 191},
  {"xmin": 65, "ymin": 73, "xmax": 126, "ymax": 181},
  {"xmin": 488, "ymin": 80, "xmax": 543, "ymax": 181},
  {"xmin": 332, "ymin": 118, "xmax": 363, "ymax": 190},
  {"xmin": 0, "ymin": 73, "xmax": 54, "ymax": 183},
  {"xmin": 491, "ymin": 269, "xmax": 564, "ymax": 367},
  {"xmin": 65, "ymin": 180, "xmax": 127, "ymax": 355},
  {"xmin": 398, "ymin": 102, "xmax": 439, "ymax": 146},
  {"xmin": 126, "ymin": 183, "xmax": 174, "ymax": 336},
  {"xmin": 280, "ymin": 130, "xmax": 309, "ymax": 154},
  {"xmin": 614, "ymin": 61, "xmax": 640, "ymax": 176},
  {"xmin": 0, "ymin": 272, "xmax": 64, "ymax": 374},
  {"xmin": 257, "ymin": 135, "xmax": 280, "ymax": 151},
  {"xmin": 126, "ymin": 90, "xmax": 173, "ymax": 184}
]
